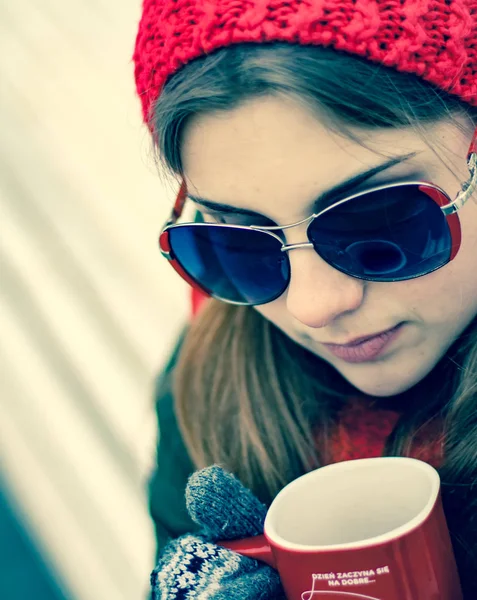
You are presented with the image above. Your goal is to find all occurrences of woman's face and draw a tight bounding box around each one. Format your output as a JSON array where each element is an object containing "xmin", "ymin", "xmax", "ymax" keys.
[{"xmin": 181, "ymin": 95, "xmax": 477, "ymax": 397}]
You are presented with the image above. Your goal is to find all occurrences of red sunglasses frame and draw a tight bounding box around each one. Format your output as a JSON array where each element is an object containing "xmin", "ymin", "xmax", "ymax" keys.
[{"xmin": 159, "ymin": 128, "xmax": 477, "ymax": 300}]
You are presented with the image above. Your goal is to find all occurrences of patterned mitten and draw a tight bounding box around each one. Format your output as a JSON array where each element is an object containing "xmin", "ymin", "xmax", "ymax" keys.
[{"xmin": 150, "ymin": 465, "xmax": 285, "ymax": 599}]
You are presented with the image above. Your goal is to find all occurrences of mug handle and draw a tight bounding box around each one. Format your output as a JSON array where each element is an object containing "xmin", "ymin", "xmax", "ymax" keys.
[{"xmin": 218, "ymin": 535, "xmax": 277, "ymax": 569}]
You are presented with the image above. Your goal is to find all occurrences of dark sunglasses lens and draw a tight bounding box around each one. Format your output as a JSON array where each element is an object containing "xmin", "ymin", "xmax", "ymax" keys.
[
  {"xmin": 308, "ymin": 185, "xmax": 452, "ymax": 280},
  {"xmin": 168, "ymin": 225, "xmax": 289, "ymax": 304}
]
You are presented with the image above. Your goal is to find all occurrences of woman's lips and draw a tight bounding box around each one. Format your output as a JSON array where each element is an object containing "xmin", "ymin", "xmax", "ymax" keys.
[{"xmin": 322, "ymin": 324, "xmax": 405, "ymax": 363}]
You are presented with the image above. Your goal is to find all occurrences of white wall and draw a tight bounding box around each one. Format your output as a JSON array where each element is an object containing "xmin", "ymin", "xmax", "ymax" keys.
[{"xmin": 0, "ymin": 2, "xmax": 189, "ymax": 598}]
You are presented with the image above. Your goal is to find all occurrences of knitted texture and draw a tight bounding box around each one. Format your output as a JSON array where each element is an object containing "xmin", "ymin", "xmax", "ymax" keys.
[
  {"xmin": 186, "ymin": 464, "xmax": 269, "ymax": 540},
  {"xmin": 326, "ymin": 396, "xmax": 445, "ymax": 468},
  {"xmin": 151, "ymin": 466, "xmax": 285, "ymax": 599},
  {"xmin": 133, "ymin": 0, "xmax": 477, "ymax": 125}
]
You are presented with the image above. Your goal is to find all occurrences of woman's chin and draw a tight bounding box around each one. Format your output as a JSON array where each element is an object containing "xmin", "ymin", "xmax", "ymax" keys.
[{"xmin": 334, "ymin": 360, "xmax": 434, "ymax": 398}]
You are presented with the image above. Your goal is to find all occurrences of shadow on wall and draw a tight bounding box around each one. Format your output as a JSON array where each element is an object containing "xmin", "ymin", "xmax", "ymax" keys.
[{"xmin": 0, "ymin": 480, "xmax": 71, "ymax": 600}]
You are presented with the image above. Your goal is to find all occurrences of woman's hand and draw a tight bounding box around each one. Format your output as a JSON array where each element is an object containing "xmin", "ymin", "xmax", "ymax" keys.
[{"xmin": 150, "ymin": 465, "xmax": 285, "ymax": 599}]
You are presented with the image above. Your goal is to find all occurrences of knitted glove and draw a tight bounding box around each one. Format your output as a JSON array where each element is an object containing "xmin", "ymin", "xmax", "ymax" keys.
[{"xmin": 150, "ymin": 465, "xmax": 285, "ymax": 599}]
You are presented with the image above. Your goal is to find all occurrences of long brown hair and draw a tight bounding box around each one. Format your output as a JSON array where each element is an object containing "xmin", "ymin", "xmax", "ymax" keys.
[{"xmin": 151, "ymin": 43, "xmax": 477, "ymax": 589}]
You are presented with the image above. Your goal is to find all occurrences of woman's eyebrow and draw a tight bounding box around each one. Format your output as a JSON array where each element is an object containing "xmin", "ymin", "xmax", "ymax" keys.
[{"xmin": 187, "ymin": 152, "xmax": 418, "ymax": 216}]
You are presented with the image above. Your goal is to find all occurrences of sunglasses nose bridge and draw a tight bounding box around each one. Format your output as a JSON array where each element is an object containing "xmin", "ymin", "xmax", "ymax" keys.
[
  {"xmin": 280, "ymin": 241, "xmax": 315, "ymax": 252},
  {"xmin": 255, "ymin": 212, "xmax": 317, "ymax": 252}
]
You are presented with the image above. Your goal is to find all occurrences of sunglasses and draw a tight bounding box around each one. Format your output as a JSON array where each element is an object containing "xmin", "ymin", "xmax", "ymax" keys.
[{"xmin": 159, "ymin": 129, "xmax": 477, "ymax": 306}]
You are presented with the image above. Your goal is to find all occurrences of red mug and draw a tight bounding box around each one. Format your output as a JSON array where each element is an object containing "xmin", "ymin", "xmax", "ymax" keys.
[{"xmin": 220, "ymin": 457, "xmax": 462, "ymax": 600}]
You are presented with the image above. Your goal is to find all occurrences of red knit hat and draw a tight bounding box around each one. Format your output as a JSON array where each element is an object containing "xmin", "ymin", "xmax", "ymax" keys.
[{"xmin": 133, "ymin": 0, "xmax": 477, "ymax": 123}]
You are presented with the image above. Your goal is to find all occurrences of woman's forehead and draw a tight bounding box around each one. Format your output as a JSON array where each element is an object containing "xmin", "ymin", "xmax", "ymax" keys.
[{"xmin": 181, "ymin": 95, "xmax": 441, "ymax": 219}]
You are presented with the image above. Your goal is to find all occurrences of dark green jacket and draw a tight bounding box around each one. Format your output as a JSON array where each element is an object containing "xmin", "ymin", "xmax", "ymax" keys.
[{"xmin": 147, "ymin": 328, "xmax": 198, "ymax": 560}]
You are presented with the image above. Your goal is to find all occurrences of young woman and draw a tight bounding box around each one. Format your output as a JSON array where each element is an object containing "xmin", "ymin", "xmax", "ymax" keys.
[{"xmin": 133, "ymin": 0, "xmax": 477, "ymax": 597}]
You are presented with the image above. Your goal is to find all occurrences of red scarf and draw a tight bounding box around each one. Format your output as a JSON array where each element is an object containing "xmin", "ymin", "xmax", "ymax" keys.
[{"xmin": 325, "ymin": 396, "xmax": 444, "ymax": 468}]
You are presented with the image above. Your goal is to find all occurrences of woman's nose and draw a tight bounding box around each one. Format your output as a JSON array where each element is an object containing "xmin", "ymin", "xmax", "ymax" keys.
[{"xmin": 285, "ymin": 248, "xmax": 365, "ymax": 328}]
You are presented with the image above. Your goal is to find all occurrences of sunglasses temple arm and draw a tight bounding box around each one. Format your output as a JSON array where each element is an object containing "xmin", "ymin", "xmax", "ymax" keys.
[
  {"xmin": 170, "ymin": 180, "xmax": 188, "ymax": 223},
  {"xmin": 162, "ymin": 179, "xmax": 213, "ymax": 299},
  {"xmin": 468, "ymin": 126, "xmax": 477, "ymax": 162}
]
